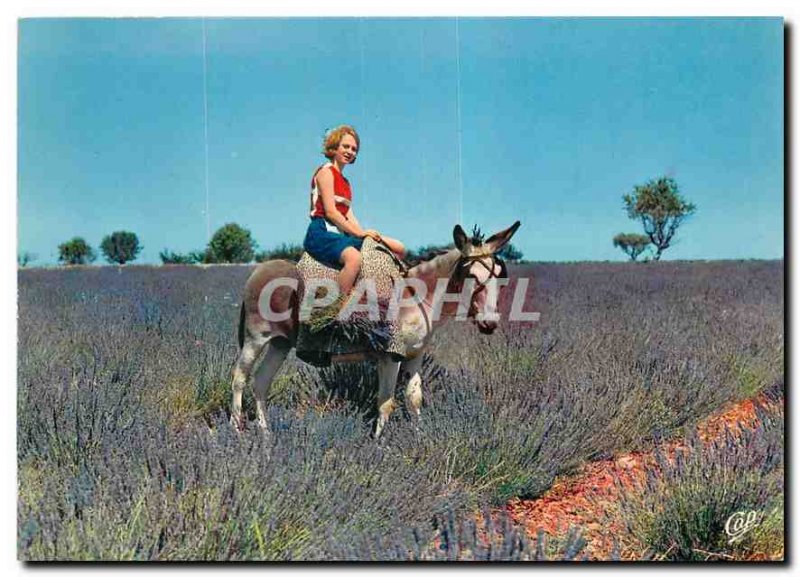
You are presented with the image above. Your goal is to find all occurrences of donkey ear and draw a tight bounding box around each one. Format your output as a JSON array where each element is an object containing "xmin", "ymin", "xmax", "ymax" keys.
[
  {"xmin": 485, "ymin": 221, "xmax": 521, "ymax": 253},
  {"xmin": 453, "ymin": 225, "xmax": 469, "ymax": 251}
]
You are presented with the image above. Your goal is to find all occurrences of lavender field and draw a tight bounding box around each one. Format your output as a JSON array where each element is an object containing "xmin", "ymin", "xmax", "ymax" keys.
[{"xmin": 17, "ymin": 260, "xmax": 784, "ymax": 560}]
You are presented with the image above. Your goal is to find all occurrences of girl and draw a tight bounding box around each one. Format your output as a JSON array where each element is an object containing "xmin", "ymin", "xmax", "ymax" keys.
[{"xmin": 303, "ymin": 125, "xmax": 406, "ymax": 300}]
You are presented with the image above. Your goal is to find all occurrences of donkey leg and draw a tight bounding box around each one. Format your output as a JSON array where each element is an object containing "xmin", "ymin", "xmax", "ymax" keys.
[
  {"xmin": 374, "ymin": 356, "xmax": 401, "ymax": 439},
  {"xmin": 400, "ymin": 355, "xmax": 424, "ymax": 419},
  {"xmin": 230, "ymin": 334, "xmax": 269, "ymax": 429},
  {"xmin": 250, "ymin": 338, "xmax": 290, "ymax": 430}
]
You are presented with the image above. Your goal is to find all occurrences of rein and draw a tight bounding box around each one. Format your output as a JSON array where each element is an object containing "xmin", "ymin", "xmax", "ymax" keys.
[{"xmin": 373, "ymin": 240, "xmax": 411, "ymax": 277}]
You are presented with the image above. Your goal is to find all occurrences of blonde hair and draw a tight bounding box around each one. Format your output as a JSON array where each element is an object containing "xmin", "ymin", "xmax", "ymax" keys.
[{"xmin": 322, "ymin": 125, "xmax": 360, "ymax": 160}]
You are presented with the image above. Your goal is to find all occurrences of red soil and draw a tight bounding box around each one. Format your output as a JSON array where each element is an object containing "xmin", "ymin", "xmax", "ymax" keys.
[{"xmin": 503, "ymin": 393, "xmax": 781, "ymax": 560}]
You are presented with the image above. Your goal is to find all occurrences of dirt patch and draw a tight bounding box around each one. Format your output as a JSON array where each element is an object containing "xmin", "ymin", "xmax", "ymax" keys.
[{"xmin": 504, "ymin": 393, "xmax": 779, "ymax": 560}]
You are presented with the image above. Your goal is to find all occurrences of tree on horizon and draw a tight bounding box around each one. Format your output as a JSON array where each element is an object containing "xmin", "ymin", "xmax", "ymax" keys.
[
  {"xmin": 623, "ymin": 176, "xmax": 696, "ymax": 261},
  {"xmin": 100, "ymin": 231, "xmax": 142, "ymax": 265},
  {"xmin": 58, "ymin": 237, "xmax": 96, "ymax": 266}
]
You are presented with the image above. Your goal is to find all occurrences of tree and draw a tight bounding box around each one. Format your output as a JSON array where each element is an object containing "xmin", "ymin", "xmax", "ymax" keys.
[
  {"xmin": 623, "ymin": 176, "xmax": 696, "ymax": 261},
  {"xmin": 613, "ymin": 233, "xmax": 651, "ymax": 261},
  {"xmin": 207, "ymin": 223, "xmax": 257, "ymax": 263},
  {"xmin": 58, "ymin": 237, "xmax": 96, "ymax": 265},
  {"xmin": 17, "ymin": 251, "xmax": 37, "ymax": 268},
  {"xmin": 100, "ymin": 231, "xmax": 142, "ymax": 264}
]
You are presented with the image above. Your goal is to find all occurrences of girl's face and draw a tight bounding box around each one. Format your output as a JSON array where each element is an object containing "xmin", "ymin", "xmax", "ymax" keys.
[{"xmin": 333, "ymin": 134, "xmax": 359, "ymax": 166}]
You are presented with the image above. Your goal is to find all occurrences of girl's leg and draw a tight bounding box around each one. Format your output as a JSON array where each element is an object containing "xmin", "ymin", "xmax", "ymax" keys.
[
  {"xmin": 378, "ymin": 236, "xmax": 406, "ymax": 259},
  {"xmin": 338, "ymin": 246, "xmax": 362, "ymax": 296}
]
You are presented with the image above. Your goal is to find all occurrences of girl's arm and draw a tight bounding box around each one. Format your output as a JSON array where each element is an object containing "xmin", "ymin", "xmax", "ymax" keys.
[{"xmin": 316, "ymin": 170, "xmax": 365, "ymax": 237}]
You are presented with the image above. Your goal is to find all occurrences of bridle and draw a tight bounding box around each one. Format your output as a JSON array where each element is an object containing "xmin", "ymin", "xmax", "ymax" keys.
[{"xmin": 449, "ymin": 253, "xmax": 508, "ymax": 318}]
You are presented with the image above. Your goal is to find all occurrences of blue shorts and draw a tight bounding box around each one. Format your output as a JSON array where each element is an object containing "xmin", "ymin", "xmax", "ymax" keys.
[{"xmin": 303, "ymin": 217, "xmax": 364, "ymax": 269}]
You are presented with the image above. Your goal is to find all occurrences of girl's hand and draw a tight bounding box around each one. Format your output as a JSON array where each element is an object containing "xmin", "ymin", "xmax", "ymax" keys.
[{"xmin": 363, "ymin": 229, "xmax": 382, "ymax": 241}]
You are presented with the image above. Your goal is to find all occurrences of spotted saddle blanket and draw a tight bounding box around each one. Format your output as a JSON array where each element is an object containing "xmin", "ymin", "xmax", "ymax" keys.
[{"xmin": 294, "ymin": 237, "xmax": 407, "ymax": 367}]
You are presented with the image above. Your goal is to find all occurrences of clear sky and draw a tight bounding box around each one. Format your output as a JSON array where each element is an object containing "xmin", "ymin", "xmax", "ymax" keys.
[{"xmin": 17, "ymin": 17, "xmax": 784, "ymax": 264}]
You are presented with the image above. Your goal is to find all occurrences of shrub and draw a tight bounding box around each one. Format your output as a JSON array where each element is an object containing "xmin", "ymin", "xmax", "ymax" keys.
[
  {"xmin": 192, "ymin": 249, "xmax": 216, "ymax": 264},
  {"xmin": 497, "ymin": 243, "xmax": 523, "ymax": 263},
  {"xmin": 406, "ymin": 243, "xmax": 454, "ymax": 263},
  {"xmin": 159, "ymin": 250, "xmax": 197, "ymax": 265},
  {"xmin": 18, "ymin": 251, "xmax": 37, "ymax": 267},
  {"xmin": 256, "ymin": 243, "xmax": 305, "ymax": 263}
]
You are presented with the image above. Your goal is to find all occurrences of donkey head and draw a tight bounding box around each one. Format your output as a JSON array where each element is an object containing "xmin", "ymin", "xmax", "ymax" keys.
[{"xmin": 451, "ymin": 220, "xmax": 521, "ymax": 334}]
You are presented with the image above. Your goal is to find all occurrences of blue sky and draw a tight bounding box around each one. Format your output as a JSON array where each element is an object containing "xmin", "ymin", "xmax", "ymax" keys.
[{"xmin": 17, "ymin": 17, "xmax": 783, "ymax": 264}]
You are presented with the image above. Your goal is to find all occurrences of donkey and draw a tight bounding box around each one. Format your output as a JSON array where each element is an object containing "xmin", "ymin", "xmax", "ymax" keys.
[{"xmin": 230, "ymin": 220, "xmax": 520, "ymax": 437}]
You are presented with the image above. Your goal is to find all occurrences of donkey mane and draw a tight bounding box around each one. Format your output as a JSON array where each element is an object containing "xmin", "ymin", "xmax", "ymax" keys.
[{"xmin": 470, "ymin": 225, "xmax": 484, "ymax": 246}]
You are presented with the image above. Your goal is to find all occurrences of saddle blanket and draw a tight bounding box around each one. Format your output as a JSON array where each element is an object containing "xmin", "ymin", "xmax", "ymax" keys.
[{"xmin": 294, "ymin": 237, "xmax": 407, "ymax": 366}]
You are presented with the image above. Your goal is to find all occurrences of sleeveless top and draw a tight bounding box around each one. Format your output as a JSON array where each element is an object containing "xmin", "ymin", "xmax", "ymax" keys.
[{"xmin": 309, "ymin": 163, "xmax": 352, "ymax": 219}]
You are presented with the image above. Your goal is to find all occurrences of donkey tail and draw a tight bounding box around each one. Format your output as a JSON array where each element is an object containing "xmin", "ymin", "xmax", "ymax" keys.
[{"xmin": 237, "ymin": 301, "xmax": 246, "ymax": 349}]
